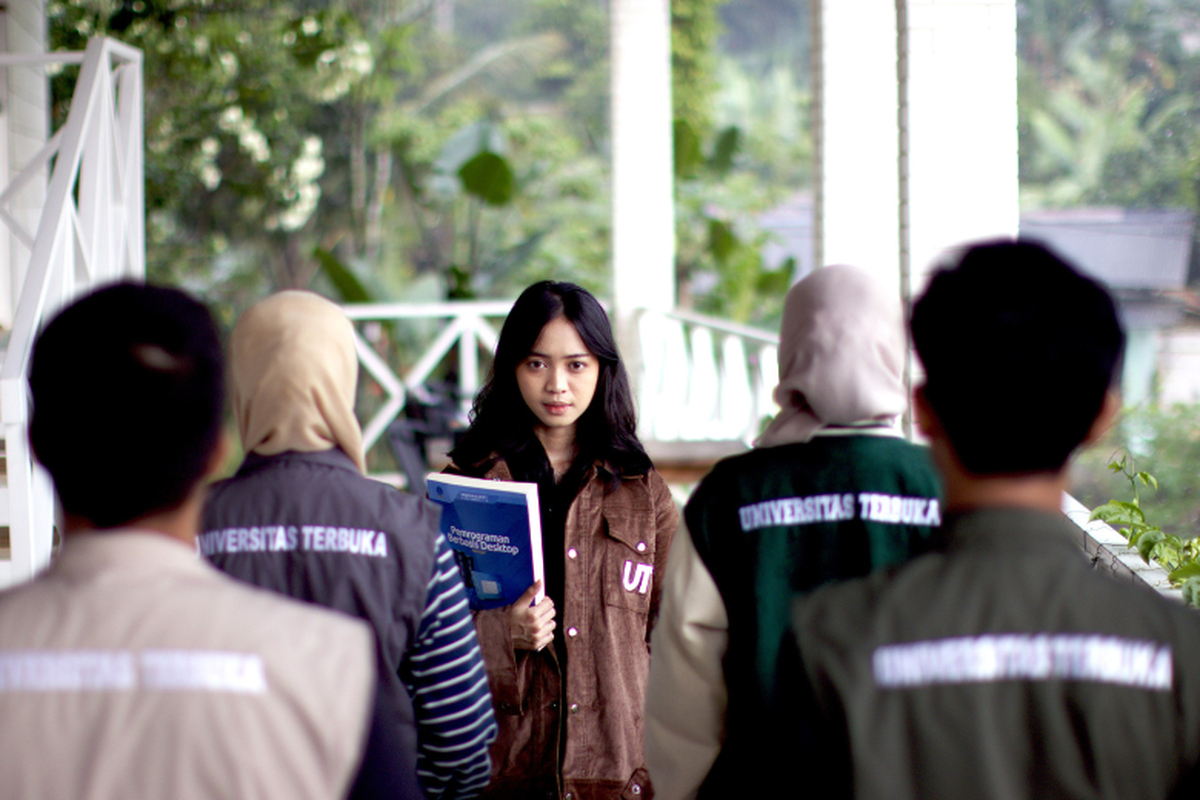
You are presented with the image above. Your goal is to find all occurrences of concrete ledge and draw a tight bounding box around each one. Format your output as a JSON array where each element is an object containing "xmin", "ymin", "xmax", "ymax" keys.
[
  {"xmin": 644, "ymin": 439, "xmax": 750, "ymax": 485},
  {"xmin": 1062, "ymin": 493, "xmax": 1184, "ymax": 603}
]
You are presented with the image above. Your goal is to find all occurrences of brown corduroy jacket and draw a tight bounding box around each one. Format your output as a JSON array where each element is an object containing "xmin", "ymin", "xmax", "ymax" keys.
[{"xmin": 466, "ymin": 459, "xmax": 678, "ymax": 800}]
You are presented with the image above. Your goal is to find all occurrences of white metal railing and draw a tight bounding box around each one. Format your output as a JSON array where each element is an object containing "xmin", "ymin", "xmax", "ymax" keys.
[
  {"xmin": 0, "ymin": 38, "xmax": 144, "ymax": 588},
  {"xmin": 343, "ymin": 300, "xmax": 514, "ymax": 452},
  {"xmin": 343, "ymin": 301, "xmax": 780, "ymax": 464},
  {"xmin": 637, "ymin": 308, "xmax": 779, "ymax": 444}
]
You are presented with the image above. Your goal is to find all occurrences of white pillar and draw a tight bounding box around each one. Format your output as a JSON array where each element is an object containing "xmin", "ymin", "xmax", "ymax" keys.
[
  {"xmin": 813, "ymin": 0, "xmax": 902, "ymax": 295},
  {"xmin": 903, "ymin": 0, "xmax": 1018, "ymax": 293},
  {"xmin": 610, "ymin": 0, "xmax": 675, "ymax": 329}
]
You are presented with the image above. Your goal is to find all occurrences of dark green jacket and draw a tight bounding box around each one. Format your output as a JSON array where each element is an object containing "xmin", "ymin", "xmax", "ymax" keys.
[
  {"xmin": 782, "ymin": 507, "xmax": 1200, "ymax": 799},
  {"xmin": 684, "ymin": 432, "xmax": 941, "ymax": 797}
]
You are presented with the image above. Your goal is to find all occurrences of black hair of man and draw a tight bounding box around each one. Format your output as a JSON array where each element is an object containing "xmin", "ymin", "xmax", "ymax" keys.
[
  {"xmin": 28, "ymin": 281, "xmax": 225, "ymax": 529},
  {"xmin": 910, "ymin": 239, "xmax": 1125, "ymax": 476}
]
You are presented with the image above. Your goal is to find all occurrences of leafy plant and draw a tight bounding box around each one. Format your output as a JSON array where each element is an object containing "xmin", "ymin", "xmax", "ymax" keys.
[{"xmin": 1090, "ymin": 453, "xmax": 1200, "ymax": 608}]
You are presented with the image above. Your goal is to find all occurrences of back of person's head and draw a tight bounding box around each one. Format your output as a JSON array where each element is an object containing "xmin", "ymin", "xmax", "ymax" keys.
[
  {"xmin": 453, "ymin": 280, "xmax": 650, "ymax": 476},
  {"xmin": 911, "ymin": 239, "xmax": 1125, "ymax": 475},
  {"xmin": 29, "ymin": 281, "xmax": 224, "ymax": 528}
]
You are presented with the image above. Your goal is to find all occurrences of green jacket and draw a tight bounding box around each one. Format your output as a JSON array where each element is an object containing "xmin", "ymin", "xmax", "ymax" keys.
[
  {"xmin": 684, "ymin": 432, "xmax": 940, "ymax": 798},
  {"xmin": 783, "ymin": 507, "xmax": 1200, "ymax": 799}
]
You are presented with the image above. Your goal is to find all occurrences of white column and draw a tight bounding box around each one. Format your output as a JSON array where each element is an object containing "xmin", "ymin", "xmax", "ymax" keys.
[
  {"xmin": 813, "ymin": 0, "xmax": 902, "ymax": 295},
  {"xmin": 903, "ymin": 0, "xmax": 1018, "ymax": 293},
  {"xmin": 610, "ymin": 0, "xmax": 675, "ymax": 329}
]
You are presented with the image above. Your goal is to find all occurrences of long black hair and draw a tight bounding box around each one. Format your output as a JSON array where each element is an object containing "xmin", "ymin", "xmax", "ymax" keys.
[{"xmin": 450, "ymin": 281, "xmax": 652, "ymax": 482}]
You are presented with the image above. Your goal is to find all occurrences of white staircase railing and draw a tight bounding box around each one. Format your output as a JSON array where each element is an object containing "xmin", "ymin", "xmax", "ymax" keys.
[
  {"xmin": 343, "ymin": 301, "xmax": 780, "ymax": 469},
  {"xmin": 0, "ymin": 38, "xmax": 144, "ymax": 589}
]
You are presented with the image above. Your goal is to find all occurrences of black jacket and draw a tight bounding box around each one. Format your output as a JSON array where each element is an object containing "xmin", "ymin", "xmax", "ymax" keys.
[{"xmin": 201, "ymin": 449, "xmax": 440, "ymax": 799}]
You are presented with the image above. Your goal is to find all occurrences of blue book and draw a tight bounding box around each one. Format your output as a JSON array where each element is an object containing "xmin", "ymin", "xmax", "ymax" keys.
[{"xmin": 426, "ymin": 473, "xmax": 545, "ymax": 611}]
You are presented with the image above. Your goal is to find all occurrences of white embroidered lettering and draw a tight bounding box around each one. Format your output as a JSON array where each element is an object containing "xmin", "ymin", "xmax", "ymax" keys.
[
  {"xmin": 0, "ymin": 649, "xmax": 267, "ymax": 694},
  {"xmin": 873, "ymin": 634, "xmax": 1173, "ymax": 691},
  {"xmin": 622, "ymin": 561, "xmax": 653, "ymax": 594}
]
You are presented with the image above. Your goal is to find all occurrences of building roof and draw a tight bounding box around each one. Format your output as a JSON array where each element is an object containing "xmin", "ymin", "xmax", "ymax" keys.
[{"xmin": 1019, "ymin": 208, "xmax": 1195, "ymax": 292}]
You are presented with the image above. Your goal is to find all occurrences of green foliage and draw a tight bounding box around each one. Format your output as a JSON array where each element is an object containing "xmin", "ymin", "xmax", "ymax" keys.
[
  {"xmin": 1089, "ymin": 453, "xmax": 1200, "ymax": 608},
  {"xmin": 674, "ymin": 119, "xmax": 794, "ymax": 327},
  {"xmin": 672, "ymin": 0, "xmax": 728, "ymax": 136},
  {"xmin": 51, "ymin": 0, "xmax": 620, "ymax": 316},
  {"xmin": 1018, "ymin": 2, "xmax": 1200, "ymax": 214},
  {"xmin": 313, "ymin": 247, "xmax": 372, "ymax": 304},
  {"xmin": 50, "ymin": 0, "xmax": 810, "ymax": 325},
  {"xmin": 673, "ymin": 2, "xmax": 813, "ymax": 327},
  {"xmin": 1073, "ymin": 404, "xmax": 1200, "ymax": 538}
]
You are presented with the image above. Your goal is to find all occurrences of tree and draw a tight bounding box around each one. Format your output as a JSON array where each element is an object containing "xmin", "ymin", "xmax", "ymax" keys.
[
  {"xmin": 672, "ymin": 0, "xmax": 811, "ymax": 327},
  {"xmin": 50, "ymin": 0, "xmax": 617, "ymax": 315},
  {"xmin": 1018, "ymin": 0, "xmax": 1200, "ymax": 212}
]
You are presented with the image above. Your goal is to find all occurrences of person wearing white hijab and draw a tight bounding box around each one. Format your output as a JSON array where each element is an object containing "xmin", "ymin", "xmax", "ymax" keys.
[
  {"xmin": 201, "ymin": 291, "xmax": 497, "ymax": 799},
  {"xmin": 644, "ymin": 266, "xmax": 943, "ymax": 800}
]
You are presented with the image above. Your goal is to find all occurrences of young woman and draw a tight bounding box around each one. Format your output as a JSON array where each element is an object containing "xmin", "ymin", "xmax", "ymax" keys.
[{"xmin": 449, "ymin": 280, "xmax": 678, "ymax": 800}]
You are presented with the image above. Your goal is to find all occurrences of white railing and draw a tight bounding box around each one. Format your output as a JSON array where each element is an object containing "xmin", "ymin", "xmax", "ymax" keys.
[
  {"xmin": 637, "ymin": 307, "xmax": 779, "ymax": 444},
  {"xmin": 343, "ymin": 301, "xmax": 780, "ymax": 464},
  {"xmin": 343, "ymin": 300, "xmax": 514, "ymax": 452},
  {"xmin": 0, "ymin": 38, "xmax": 144, "ymax": 588}
]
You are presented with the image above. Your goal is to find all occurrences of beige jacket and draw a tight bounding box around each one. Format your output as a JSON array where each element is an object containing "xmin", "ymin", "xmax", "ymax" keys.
[
  {"xmin": 467, "ymin": 460, "xmax": 678, "ymax": 800},
  {"xmin": 0, "ymin": 531, "xmax": 375, "ymax": 800}
]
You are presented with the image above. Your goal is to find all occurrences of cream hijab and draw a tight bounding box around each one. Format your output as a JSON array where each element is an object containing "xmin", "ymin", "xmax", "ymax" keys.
[
  {"xmin": 756, "ymin": 265, "xmax": 907, "ymax": 447},
  {"xmin": 231, "ymin": 290, "xmax": 366, "ymax": 473}
]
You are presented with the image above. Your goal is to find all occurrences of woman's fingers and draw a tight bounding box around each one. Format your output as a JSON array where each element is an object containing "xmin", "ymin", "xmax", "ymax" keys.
[{"xmin": 509, "ymin": 583, "xmax": 557, "ymax": 650}]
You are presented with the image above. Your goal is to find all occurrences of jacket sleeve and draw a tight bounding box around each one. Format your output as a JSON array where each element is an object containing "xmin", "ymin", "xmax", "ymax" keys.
[
  {"xmin": 647, "ymin": 469, "xmax": 680, "ymax": 637},
  {"xmin": 406, "ymin": 534, "xmax": 499, "ymax": 799},
  {"xmin": 645, "ymin": 519, "xmax": 728, "ymax": 800}
]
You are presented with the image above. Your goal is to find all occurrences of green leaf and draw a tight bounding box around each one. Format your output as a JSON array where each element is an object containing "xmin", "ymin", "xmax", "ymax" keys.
[
  {"xmin": 458, "ymin": 152, "xmax": 515, "ymax": 206},
  {"xmin": 756, "ymin": 260, "xmax": 793, "ymax": 295},
  {"xmin": 1135, "ymin": 529, "xmax": 1168, "ymax": 563},
  {"xmin": 708, "ymin": 125, "xmax": 741, "ymax": 176},
  {"xmin": 313, "ymin": 247, "xmax": 372, "ymax": 304},
  {"xmin": 1090, "ymin": 500, "xmax": 1145, "ymax": 526},
  {"xmin": 1182, "ymin": 577, "xmax": 1200, "ymax": 610},
  {"xmin": 707, "ymin": 219, "xmax": 737, "ymax": 265},
  {"xmin": 673, "ymin": 118, "xmax": 704, "ymax": 179},
  {"xmin": 1169, "ymin": 562, "xmax": 1200, "ymax": 584}
]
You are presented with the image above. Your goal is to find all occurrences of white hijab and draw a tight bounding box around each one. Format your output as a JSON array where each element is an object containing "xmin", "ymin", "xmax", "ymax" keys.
[
  {"xmin": 230, "ymin": 290, "xmax": 367, "ymax": 473},
  {"xmin": 756, "ymin": 265, "xmax": 907, "ymax": 447}
]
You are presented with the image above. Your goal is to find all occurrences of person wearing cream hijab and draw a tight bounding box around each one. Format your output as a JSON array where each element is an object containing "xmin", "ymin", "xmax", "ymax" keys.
[
  {"xmin": 646, "ymin": 266, "xmax": 943, "ymax": 800},
  {"xmin": 231, "ymin": 290, "xmax": 366, "ymax": 472},
  {"xmin": 201, "ymin": 291, "xmax": 498, "ymax": 800}
]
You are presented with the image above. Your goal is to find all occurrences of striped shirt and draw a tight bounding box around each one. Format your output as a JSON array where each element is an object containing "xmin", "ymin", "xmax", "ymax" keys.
[{"xmin": 406, "ymin": 534, "xmax": 498, "ymax": 798}]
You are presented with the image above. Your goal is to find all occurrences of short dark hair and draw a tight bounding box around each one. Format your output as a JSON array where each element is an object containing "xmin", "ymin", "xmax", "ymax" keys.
[
  {"xmin": 29, "ymin": 281, "xmax": 225, "ymax": 528},
  {"xmin": 451, "ymin": 280, "xmax": 651, "ymax": 479},
  {"xmin": 911, "ymin": 239, "xmax": 1125, "ymax": 475}
]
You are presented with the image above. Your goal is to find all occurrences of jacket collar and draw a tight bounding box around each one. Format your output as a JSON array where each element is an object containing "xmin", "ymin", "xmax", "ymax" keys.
[
  {"xmin": 235, "ymin": 448, "xmax": 361, "ymax": 478},
  {"xmin": 50, "ymin": 530, "xmax": 216, "ymax": 583},
  {"xmin": 939, "ymin": 507, "xmax": 1084, "ymax": 560},
  {"xmin": 481, "ymin": 455, "xmax": 612, "ymax": 486}
]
